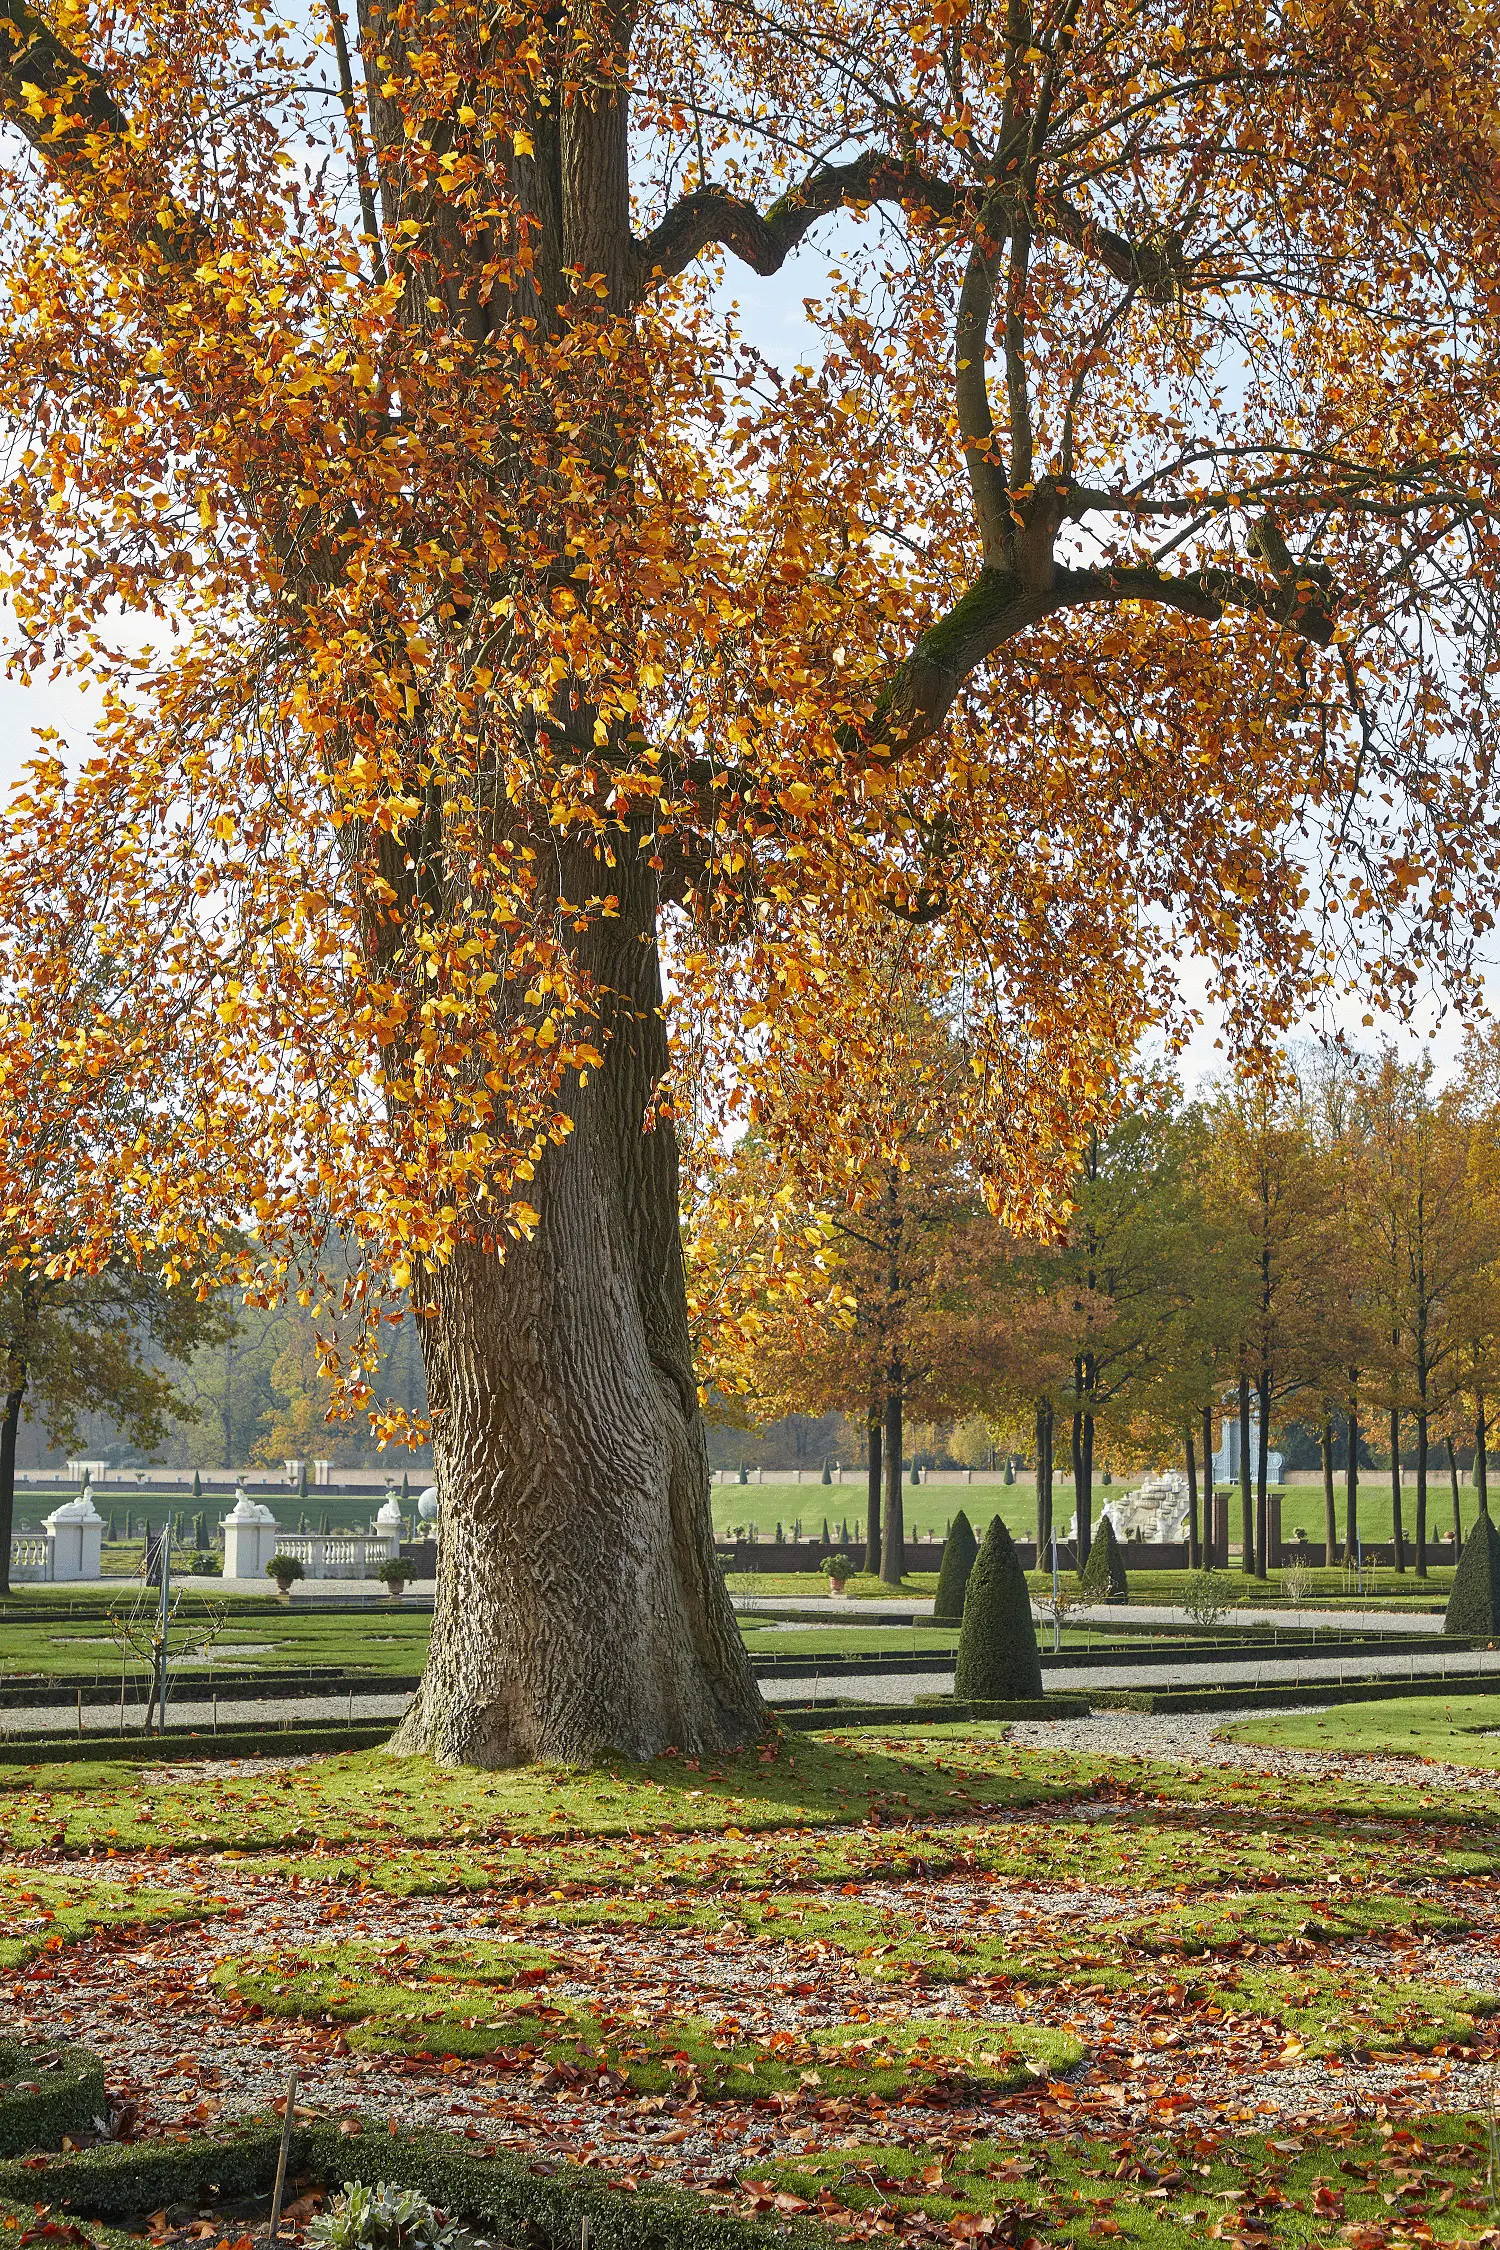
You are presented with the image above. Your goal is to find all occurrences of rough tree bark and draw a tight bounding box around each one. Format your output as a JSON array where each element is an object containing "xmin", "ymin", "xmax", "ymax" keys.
[
  {"xmin": 389, "ymin": 857, "xmax": 765, "ymax": 1766},
  {"xmin": 864, "ymin": 1408, "xmax": 883, "ymax": 1578},
  {"xmin": 1389, "ymin": 1401, "xmax": 1406, "ymax": 1572},
  {"xmin": 1184, "ymin": 1428, "xmax": 1199, "ymax": 1569}
]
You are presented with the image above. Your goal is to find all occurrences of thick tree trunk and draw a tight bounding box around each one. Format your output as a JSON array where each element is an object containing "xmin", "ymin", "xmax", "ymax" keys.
[
  {"xmin": 1184, "ymin": 1427, "xmax": 1200, "ymax": 1568},
  {"xmin": 389, "ymin": 873, "xmax": 765, "ymax": 1768},
  {"xmin": 1254, "ymin": 1367, "xmax": 1270, "ymax": 1579},
  {"xmin": 1389, "ymin": 1403, "xmax": 1405, "ymax": 1572},
  {"xmin": 1238, "ymin": 1369, "xmax": 1254, "ymax": 1573},
  {"xmin": 880, "ymin": 1376, "xmax": 905, "ymax": 1587},
  {"xmin": 0, "ymin": 1379, "xmax": 23, "ymax": 1599},
  {"xmin": 1321, "ymin": 1415, "xmax": 1338, "ymax": 1568},
  {"xmin": 1345, "ymin": 1385, "xmax": 1360, "ymax": 1562},
  {"xmin": 863, "ymin": 1408, "xmax": 882, "ymax": 1578},
  {"xmin": 1201, "ymin": 1403, "xmax": 1216, "ymax": 1566}
]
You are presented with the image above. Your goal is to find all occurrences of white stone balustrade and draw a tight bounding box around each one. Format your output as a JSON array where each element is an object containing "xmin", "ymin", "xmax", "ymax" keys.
[
  {"xmin": 260, "ymin": 1531, "xmax": 400, "ymax": 1580},
  {"xmin": 8, "ymin": 1533, "xmax": 53, "ymax": 1582}
]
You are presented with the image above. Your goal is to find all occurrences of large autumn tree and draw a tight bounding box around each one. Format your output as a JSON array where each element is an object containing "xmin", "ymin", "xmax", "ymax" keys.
[{"xmin": 0, "ymin": 0, "xmax": 1498, "ymax": 1763}]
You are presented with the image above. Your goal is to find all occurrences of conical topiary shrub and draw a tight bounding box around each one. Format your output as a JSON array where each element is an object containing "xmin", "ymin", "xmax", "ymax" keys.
[
  {"xmin": 1445, "ymin": 1511, "xmax": 1500, "ymax": 1635},
  {"xmin": 1080, "ymin": 1515, "xmax": 1128, "ymax": 1603},
  {"xmin": 954, "ymin": 1515, "xmax": 1043, "ymax": 1700},
  {"xmin": 933, "ymin": 1508, "xmax": 979, "ymax": 1623}
]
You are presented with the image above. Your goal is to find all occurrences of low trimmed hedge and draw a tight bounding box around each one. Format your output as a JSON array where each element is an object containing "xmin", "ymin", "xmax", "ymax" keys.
[
  {"xmin": 780, "ymin": 1693, "xmax": 1091, "ymax": 1728},
  {"xmin": 0, "ymin": 2118, "xmax": 835, "ymax": 2250},
  {"xmin": 0, "ymin": 1721, "xmax": 393, "ymax": 1767},
  {"xmin": 0, "ymin": 2039, "xmax": 106, "ymax": 2157}
]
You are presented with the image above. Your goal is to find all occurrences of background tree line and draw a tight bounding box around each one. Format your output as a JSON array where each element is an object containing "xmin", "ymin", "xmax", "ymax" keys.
[{"xmin": 692, "ymin": 1024, "xmax": 1500, "ymax": 1583}]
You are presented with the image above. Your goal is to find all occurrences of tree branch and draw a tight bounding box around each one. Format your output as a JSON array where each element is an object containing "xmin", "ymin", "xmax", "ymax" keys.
[
  {"xmin": 954, "ymin": 213, "xmax": 1009, "ymax": 567},
  {"xmin": 1038, "ymin": 189, "xmax": 1187, "ymax": 301},
  {"xmin": 851, "ymin": 548, "xmax": 1338, "ymax": 768},
  {"xmin": 0, "ymin": 1, "xmax": 205, "ymax": 261},
  {"xmin": 632, "ymin": 152, "xmax": 963, "ymax": 290}
]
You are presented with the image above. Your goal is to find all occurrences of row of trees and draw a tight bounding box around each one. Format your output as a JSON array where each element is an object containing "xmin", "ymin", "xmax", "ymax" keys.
[
  {"xmin": 0, "ymin": 1263, "xmax": 431, "ymax": 1595},
  {"xmin": 693, "ymin": 1012, "xmax": 1500, "ymax": 1583}
]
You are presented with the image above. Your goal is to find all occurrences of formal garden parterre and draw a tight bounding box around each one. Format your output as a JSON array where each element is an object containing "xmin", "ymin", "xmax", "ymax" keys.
[{"xmin": 3, "ymin": 1712, "xmax": 1500, "ymax": 2248}]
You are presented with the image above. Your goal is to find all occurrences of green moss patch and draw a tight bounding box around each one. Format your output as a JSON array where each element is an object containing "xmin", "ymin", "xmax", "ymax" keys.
[
  {"xmin": 762, "ymin": 2117, "xmax": 1494, "ymax": 2245},
  {"xmin": 0, "ymin": 1864, "xmax": 225, "ymax": 1969},
  {"xmin": 210, "ymin": 1939, "xmax": 1078, "ymax": 2096}
]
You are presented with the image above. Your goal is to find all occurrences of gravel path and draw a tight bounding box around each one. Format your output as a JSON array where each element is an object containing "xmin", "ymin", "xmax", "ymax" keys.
[
  {"xmin": 10, "ymin": 1699, "xmax": 1500, "ymax": 2182},
  {"xmin": 4, "ymin": 1641, "xmax": 1489, "ymax": 1735},
  {"xmin": 736, "ymin": 1595, "xmax": 1448, "ymax": 1632},
  {"xmin": 1006, "ymin": 1704, "xmax": 1500, "ymax": 1790},
  {"xmin": 756, "ymin": 1644, "xmax": 1500, "ymax": 1704}
]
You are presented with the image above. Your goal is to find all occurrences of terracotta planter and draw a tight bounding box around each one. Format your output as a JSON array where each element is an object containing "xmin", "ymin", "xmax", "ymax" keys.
[{"xmin": 827, "ymin": 1577, "xmax": 847, "ymax": 1597}]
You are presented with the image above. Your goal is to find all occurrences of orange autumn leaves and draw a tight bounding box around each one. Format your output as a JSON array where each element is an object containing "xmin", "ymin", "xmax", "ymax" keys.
[{"xmin": 0, "ymin": 0, "xmax": 1495, "ymax": 1432}]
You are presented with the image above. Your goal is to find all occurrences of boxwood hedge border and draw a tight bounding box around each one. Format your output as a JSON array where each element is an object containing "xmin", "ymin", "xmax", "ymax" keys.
[
  {"xmin": 0, "ymin": 2039, "xmax": 107, "ymax": 2158},
  {"xmin": 0, "ymin": 2115, "xmax": 835, "ymax": 2250}
]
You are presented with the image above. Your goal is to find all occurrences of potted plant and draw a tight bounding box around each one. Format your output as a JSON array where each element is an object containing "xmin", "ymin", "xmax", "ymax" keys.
[
  {"xmin": 821, "ymin": 1551, "xmax": 855, "ymax": 1597},
  {"xmin": 377, "ymin": 1556, "xmax": 411, "ymax": 1601},
  {"xmin": 266, "ymin": 1553, "xmax": 305, "ymax": 1599}
]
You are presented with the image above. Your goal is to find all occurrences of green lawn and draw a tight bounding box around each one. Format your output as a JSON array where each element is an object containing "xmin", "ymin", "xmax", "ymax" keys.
[
  {"xmin": 0, "ymin": 1605, "xmax": 432, "ymax": 1683},
  {"xmin": 1227, "ymin": 1692, "xmax": 1500, "ymax": 1766}
]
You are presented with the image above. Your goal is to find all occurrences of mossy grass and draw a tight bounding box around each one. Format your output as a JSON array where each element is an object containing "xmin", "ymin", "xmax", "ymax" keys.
[
  {"xmin": 1079, "ymin": 1515, "xmax": 1128, "ymax": 1601},
  {"xmin": 8, "ymin": 2112, "xmax": 1495, "ymax": 2250},
  {"xmin": 0, "ymin": 2118, "xmax": 837, "ymax": 2250},
  {"xmin": 932, "ymin": 1510, "xmax": 978, "ymax": 1622},
  {"xmin": 762, "ymin": 2117, "xmax": 1493, "ymax": 2247},
  {"xmin": 954, "ymin": 1517, "xmax": 1042, "ymax": 1700},
  {"xmin": 0, "ymin": 1732, "xmax": 1119, "ymax": 1858},
  {"xmin": 1225, "ymin": 1689, "xmax": 1500, "ymax": 1766},
  {"xmin": 0, "ymin": 1864, "xmax": 226, "ymax": 1970},
  {"xmin": 211, "ymin": 1940, "xmax": 1078, "ymax": 2095},
  {"xmin": 6, "ymin": 1723, "xmax": 1499, "ymax": 1868}
]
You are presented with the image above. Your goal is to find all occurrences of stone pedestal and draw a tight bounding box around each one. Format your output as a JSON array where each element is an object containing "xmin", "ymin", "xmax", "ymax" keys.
[
  {"xmin": 223, "ymin": 1493, "xmax": 280, "ymax": 1579},
  {"xmin": 44, "ymin": 1496, "xmax": 104, "ymax": 1580},
  {"xmin": 1210, "ymin": 1490, "xmax": 1230, "ymax": 1569}
]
